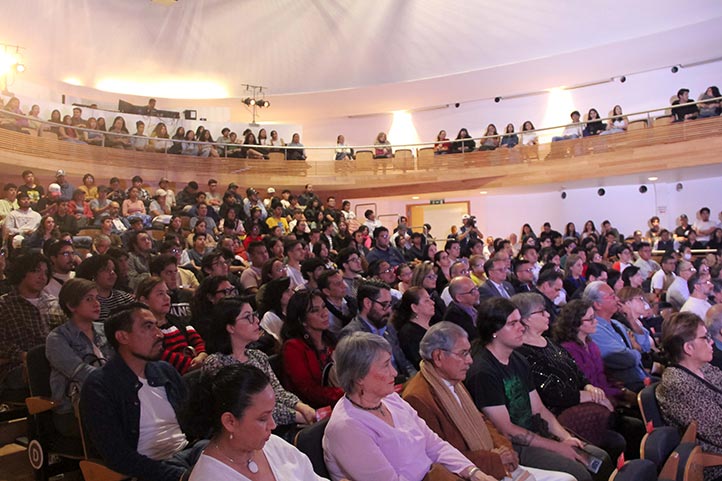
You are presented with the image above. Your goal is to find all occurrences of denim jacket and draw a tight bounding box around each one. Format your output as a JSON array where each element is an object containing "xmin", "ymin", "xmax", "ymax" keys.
[
  {"xmin": 80, "ymin": 355, "xmax": 188, "ymax": 481},
  {"xmin": 46, "ymin": 321, "xmax": 111, "ymax": 414}
]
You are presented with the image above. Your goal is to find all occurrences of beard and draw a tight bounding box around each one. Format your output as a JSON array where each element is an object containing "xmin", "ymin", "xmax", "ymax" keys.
[
  {"xmin": 131, "ymin": 341, "xmax": 163, "ymax": 363},
  {"xmin": 368, "ymin": 312, "xmax": 389, "ymax": 329}
]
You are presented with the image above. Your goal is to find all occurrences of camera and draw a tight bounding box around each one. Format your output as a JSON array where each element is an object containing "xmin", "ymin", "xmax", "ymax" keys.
[{"xmin": 468, "ymin": 215, "xmax": 476, "ymax": 227}]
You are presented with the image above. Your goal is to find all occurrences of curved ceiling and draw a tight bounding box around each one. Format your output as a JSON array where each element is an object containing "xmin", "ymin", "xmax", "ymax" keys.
[{"xmin": 3, "ymin": 0, "xmax": 722, "ymax": 119}]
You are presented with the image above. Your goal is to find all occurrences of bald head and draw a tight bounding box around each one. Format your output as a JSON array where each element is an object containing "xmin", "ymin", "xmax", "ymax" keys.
[{"xmin": 449, "ymin": 276, "xmax": 479, "ymax": 307}]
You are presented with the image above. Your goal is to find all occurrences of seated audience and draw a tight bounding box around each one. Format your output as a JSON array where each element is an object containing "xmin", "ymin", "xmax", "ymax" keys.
[
  {"xmin": 340, "ymin": 280, "xmax": 417, "ymax": 382},
  {"xmin": 465, "ymin": 297, "xmax": 613, "ymax": 481},
  {"xmin": 80, "ymin": 303, "xmax": 208, "ymax": 481},
  {"xmin": 46, "ymin": 278, "xmax": 112, "ymax": 437},
  {"xmin": 136, "ymin": 276, "xmax": 206, "ymax": 375},
  {"xmin": 392, "ymin": 286, "xmax": 435, "ymax": 370},
  {"xmin": 583, "ymin": 281, "xmax": 652, "ymax": 392},
  {"xmin": 512, "ymin": 293, "xmax": 626, "ymax": 460},
  {"xmin": 203, "ymin": 296, "xmax": 316, "ymax": 436},
  {"xmin": 281, "ymin": 289, "xmax": 344, "ymax": 408},
  {"xmin": 75, "ymin": 254, "xmax": 134, "ymax": 322},
  {"xmin": 185, "ymin": 364, "xmax": 326, "ymax": 481},
  {"xmin": 404, "ymin": 322, "xmax": 574, "ymax": 481},
  {"xmin": 323, "ymin": 331, "xmax": 494, "ymax": 481},
  {"xmin": 656, "ymin": 312, "xmax": 722, "ymax": 481}
]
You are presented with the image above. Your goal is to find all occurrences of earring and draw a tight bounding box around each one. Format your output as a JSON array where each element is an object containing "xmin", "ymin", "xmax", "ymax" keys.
[
  {"xmin": 493, "ymin": 334, "xmax": 497, "ymax": 338},
  {"xmin": 229, "ymin": 433, "xmax": 234, "ymax": 440}
]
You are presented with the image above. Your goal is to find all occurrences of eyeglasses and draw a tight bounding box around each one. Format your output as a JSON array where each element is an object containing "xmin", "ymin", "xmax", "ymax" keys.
[
  {"xmin": 237, "ymin": 311, "xmax": 260, "ymax": 324},
  {"xmin": 442, "ymin": 349, "xmax": 472, "ymax": 359},
  {"xmin": 526, "ymin": 309, "xmax": 548, "ymax": 317},
  {"xmin": 215, "ymin": 287, "xmax": 237, "ymax": 296},
  {"xmin": 59, "ymin": 251, "xmax": 74, "ymax": 258},
  {"xmin": 581, "ymin": 315, "xmax": 596, "ymax": 323},
  {"xmin": 371, "ymin": 298, "xmax": 392, "ymax": 310},
  {"xmin": 425, "ymin": 273, "xmax": 438, "ymax": 280},
  {"xmin": 461, "ymin": 287, "xmax": 479, "ymax": 296},
  {"xmin": 348, "ymin": 257, "xmax": 361, "ymax": 263},
  {"xmin": 380, "ymin": 266, "xmax": 394, "ymax": 274}
]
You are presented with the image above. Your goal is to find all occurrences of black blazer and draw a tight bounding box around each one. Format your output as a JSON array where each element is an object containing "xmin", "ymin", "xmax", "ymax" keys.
[
  {"xmin": 478, "ymin": 280, "xmax": 515, "ymax": 300},
  {"xmin": 442, "ymin": 302, "xmax": 478, "ymax": 341}
]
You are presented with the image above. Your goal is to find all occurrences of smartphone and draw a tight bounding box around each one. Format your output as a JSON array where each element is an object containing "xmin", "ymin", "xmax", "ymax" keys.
[{"xmin": 574, "ymin": 447, "xmax": 603, "ymax": 474}]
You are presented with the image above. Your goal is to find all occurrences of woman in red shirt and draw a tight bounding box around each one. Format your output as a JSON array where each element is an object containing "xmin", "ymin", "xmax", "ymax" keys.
[{"xmin": 281, "ymin": 289, "xmax": 343, "ymax": 408}]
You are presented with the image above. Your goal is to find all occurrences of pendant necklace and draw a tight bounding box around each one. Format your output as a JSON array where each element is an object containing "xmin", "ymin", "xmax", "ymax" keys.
[{"xmin": 215, "ymin": 442, "xmax": 259, "ymax": 474}]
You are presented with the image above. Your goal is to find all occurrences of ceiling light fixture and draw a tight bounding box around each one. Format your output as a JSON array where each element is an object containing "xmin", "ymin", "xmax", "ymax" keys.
[{"xmin": 647, "ymin": 176, "xmax": 658, "ymax": 181}]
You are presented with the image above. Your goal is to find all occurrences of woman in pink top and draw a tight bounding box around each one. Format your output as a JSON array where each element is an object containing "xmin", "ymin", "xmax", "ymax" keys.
[
  {"xmin": 122, "ymin": 186, "xmax": 150, "ymax": 227},
  {"xmin": 323, "ymin": 332, "xmax": 492, "ymax": 481}
]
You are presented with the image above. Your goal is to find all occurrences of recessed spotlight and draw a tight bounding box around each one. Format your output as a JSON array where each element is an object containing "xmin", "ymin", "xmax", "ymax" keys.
[
  {"xmin": 479, "ymin": 191, "xmax": 488, "ymax": 195},
  {"xmin": 647, "ymin": 176, "xmax": 658, "ymax": 181},
  {"xmin": 411, "ymin": 196, "xmax": 420, "ymax": 200}
]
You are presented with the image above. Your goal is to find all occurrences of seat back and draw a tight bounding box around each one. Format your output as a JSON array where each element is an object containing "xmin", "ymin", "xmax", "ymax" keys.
[
  {"xmin": 268, "ymin": 151, "xmax": 285, "ymax": 162},
  {"xmin": 355, "ymin": 150, "xmax": 374, "ymax": 172},
  {"xmin": 392, "ymin": 149, "xmax": 414, "ymax": 171},
  {"xmin": 267, "ymin": 353, "xmax": 283, "ymax": 381},
  {"xmin": 638, "ymin": 382, "xmax": 665, "ymax": 428},
  {"xmin": 642, "ymin": 426, "xmax": 681, "ymax": 471},
  {"xmin": 26, "ymin": 344, "xmax": 52, "ymax": 399},
  {"xmin": 654, "ymin": 115, "xmax": 673, "ymax": 127},
  {"xmin": 294, "ymin": 418, "xmax": 330, "ymax": 478},
  {"xmin": 610, "ymin": 459, "xmax": 658, "ymax": 481}
]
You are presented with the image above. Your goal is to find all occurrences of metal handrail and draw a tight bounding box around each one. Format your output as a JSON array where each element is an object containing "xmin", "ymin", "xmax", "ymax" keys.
[{"xmin": 1, "ymin": 95, "xmax": 720, "ymax": 152}]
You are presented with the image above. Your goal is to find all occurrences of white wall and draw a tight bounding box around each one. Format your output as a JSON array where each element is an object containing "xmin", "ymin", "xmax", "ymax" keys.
[
  {"xmin": 302, "ymin": 61, "xmax": 722, "ymax": 147},
  {"xmin": 347, "ymin": 176, "xmax": 722, "ymax": 241}
]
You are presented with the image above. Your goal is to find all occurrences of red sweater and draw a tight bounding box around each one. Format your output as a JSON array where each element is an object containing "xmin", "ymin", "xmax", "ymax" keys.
[
  {"xmin": 159, "ymin": 321, "xmax": 205, "ymax": 374},
  {"xmin": 281, "ymin": 338, "xmax": 344, "ymax": 408}
]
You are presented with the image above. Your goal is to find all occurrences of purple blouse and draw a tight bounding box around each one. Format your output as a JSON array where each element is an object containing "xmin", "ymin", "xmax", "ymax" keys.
[{"xmin": 560, "ymin": 339, "xmax": 623, "ymax": 399}]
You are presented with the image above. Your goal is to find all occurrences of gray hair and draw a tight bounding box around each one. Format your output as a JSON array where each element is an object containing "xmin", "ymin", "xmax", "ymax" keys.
[
  {"xmin": 419, "ymin": 322, "xmax": 467, "ymax": 361},
  {"xmin": 510, "ymin": 292, "xmax": 546, "ymax": 318},
  {"xmin": 448, "ymin": 276, "xmax": 472, "ymax": 301},
  {"xmin": 334, "ymin": 332, "xmax": 392, "ymax": 393},
  {"xmin": 677, "ymin": 260, "xmax": 692, "ymax": 275},
  {"xmin": 583, "ymin": 280, "xmax": 607, "ymax": 304},
  {"xmin": 706, "ymin": 304, "xmax": 722, "ymax": 339}
]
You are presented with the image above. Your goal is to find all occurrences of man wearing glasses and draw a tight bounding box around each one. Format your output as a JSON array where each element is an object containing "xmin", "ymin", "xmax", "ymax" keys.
[
  {"xmin": 681, "ymin": 273, "xmax": 713, "ymax": 319},
  {"xmin": 667, "ymin": 260, "xmax": 696, "ymax": 310},
  {"xmin": 583, "ymin": 281, "xmax": 653, "ymax": 392},
  {"xmin": 443, "ymin": 276, "xmax": 480, "ymax": 341},
  {"xmin": 42, "ymin": 240, "xmax": 76, "ymax": 298},
  {"xmin": 479, "ymin": 256, "xmax": 515, "ymax": 301},
  {"xmin": 340, "ymin": 279, "xmax": 417, "ymax": 382}
]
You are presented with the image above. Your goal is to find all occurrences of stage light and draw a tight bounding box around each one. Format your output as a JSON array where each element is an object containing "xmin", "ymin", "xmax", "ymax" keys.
[
  {"xmin": 494, "ymin": 97, "xmax": 501, "ymax": 103},
  {"xmin": 671, "ymin": 66, "xmax": 679, "ymax": 73}
]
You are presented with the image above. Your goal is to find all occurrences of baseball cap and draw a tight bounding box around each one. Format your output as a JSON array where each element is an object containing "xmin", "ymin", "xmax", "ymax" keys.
[
  {"xmin": 247, "ymin": 187, "xmax": 258, "ymax": 196},
  {"xmin": 159, "ymin": 177, "xmax": 170, "ymax": 184},
  {"xmin": 267, "ymin": 187, "xmax": 276, "ymax": 194},
  {"xmin": 48, "ymin": 183, "xmax": 62, "ymax": 193},
  {"xmin": 55, "ymin": 169, "xmax": 66, "ymax": 177},
  {"xmin": 228, "ymin": 182, "xmax": 239, "ymax": 189},
  {"xmin": 462, "ymin": 214, "xmax": 471, "ymax": 220}
]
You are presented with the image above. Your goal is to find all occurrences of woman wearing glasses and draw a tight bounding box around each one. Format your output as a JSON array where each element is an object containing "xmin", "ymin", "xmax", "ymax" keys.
[
  {"xmin": 190, "ymin": 275, "xmax": 236, "ymax": 340},
  {"xmin": 203, "ymin": 296, "xmax": 316, "ymax": 439},
  {"xmin": 511, "ymin": 293, "xmax": 625, "ymax": 460},
  {"xmin": 281, "ymin": 290, "xmax": 344, "ymax": 408},
  {"xmin": 466, "ymin": 298, "xmax": 613, "ymax": 481},
  {"xmin": 410, "ymin": 261, "xmax": 446, "ymax": 325},
  {"xmin": 657, "ymin": 312, "xmax": 722, "ymax": 480}
]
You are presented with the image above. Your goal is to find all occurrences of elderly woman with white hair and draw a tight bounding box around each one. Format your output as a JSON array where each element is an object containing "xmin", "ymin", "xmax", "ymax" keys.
[
  {"xmin": 403, "ymin": 322, "xmax": 574, "ymax": 481},
  {"xmin": 323, "ymin": 331, "xmax": 495, "ymax": 481}
]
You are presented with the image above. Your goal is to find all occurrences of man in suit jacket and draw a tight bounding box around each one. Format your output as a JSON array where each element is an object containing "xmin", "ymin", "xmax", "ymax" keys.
[
  {"xmin": 339, "ymin": 279, "xmax": 417, "ymax": 381},
  {"xmin": 443, "ymin": 276, "xmax": 480, "ymax": 341},
  {"xmin": 478, "ymin": 257, "xmax": 516, "ymax": 300}
]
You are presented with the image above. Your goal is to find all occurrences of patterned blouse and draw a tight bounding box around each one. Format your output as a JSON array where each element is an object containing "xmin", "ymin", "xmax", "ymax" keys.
[{"xmin": 203, "ymin": 349, "xmax": 300, "ymax": 425}]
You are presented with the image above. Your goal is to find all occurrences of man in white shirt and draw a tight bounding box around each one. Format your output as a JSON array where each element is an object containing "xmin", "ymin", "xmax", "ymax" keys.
[
  {"xmin": 4, "ymin": 192, "xmax": 41, "ymax": 246},
  {"xmin": 284, "ymin": 239, "xmax": 307, "ymax": 289},
  {"xmin": 42, "ymin": 240, "xmax": 76, "ymax": 299},
  {"xmin": 0, "ymin": 182, "xmax": 18, "ymax": 227},
  {"xmin": 681, "ymin": 273, "xmax": 713, "ymax": 318},
  {"xmin": 552, "ymin": 110, "xmax": 583, "ymax": 141},
  {"xmin": 651, "ymin": 254, "xmax": 677, "ymax": 296},
  {"xmin": 633, "ymin": 242, "xmax": 661, "ymax": 281},
  {"xmin": 363, "ymin": 208, "xmax": 383, "ymax": 235},
  {"xmin": 667, "ymin": 260, "xmax": 696, "ymax": 310},
  {"xmin": 693, "ymin": 207, "xmax": 717, "ymax": 244}
]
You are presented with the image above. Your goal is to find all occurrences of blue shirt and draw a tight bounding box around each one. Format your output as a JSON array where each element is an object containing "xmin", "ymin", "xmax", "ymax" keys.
[{"xmin": 590, "ymin": 315, "xmax": 650, "ymax": 389}]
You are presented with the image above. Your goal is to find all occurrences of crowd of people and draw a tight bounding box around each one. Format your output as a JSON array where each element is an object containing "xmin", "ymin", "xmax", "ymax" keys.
[
  {"xmin": 0, "ymin": 164, "xmax": 721, "ymax": 480},
  {"xmin": 1, "ymin": 86, "xmax": 720, "ymax": 161}
]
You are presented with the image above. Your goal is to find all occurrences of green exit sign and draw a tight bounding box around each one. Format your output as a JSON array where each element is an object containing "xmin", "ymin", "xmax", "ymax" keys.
[{"xmin": 430, "ymin": 199, "xmax": 445, "ymax": 205}]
